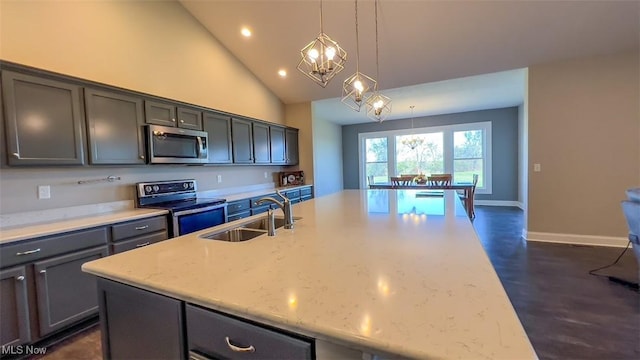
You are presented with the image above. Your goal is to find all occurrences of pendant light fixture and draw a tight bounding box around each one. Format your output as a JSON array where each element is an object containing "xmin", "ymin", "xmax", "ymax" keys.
[
  {"xmin": 297, "ymin": 0, "xmax": 348, "ymax": 88},
  {"xmin": 366, "ymin": 0, "xmax": 392, "ymax": 122},
  {"xmin": 341, "ymin": 0, "xmax": 376, "ymax": 112}
]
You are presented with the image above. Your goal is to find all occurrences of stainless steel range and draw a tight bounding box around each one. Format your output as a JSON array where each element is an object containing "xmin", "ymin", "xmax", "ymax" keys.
[{"xmin": 136, "ymin": 179, "xmax": 227, "ymax": 237}]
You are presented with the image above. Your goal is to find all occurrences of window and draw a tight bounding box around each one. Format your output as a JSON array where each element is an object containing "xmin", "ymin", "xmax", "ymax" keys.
[{"xmin": 359, "ymin": 122, "xmax": 492, "ymax": 193}]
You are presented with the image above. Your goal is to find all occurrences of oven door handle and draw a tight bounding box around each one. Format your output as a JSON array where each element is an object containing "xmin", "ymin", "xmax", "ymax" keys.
[{"xmin": 172, "ymin": 203, "xmax": 227, "ymax": 217}]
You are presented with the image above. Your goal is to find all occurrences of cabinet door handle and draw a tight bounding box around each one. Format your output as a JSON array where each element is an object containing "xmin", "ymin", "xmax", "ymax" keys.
[
  {"xmin": 12, "ymin": 152, "xmax": 20, "ymax": 158},
  {"xmin": 16, "ymin": 276, "xmax": 25, "ymax": 281},
  {"xmin": 39, "ymin": 270, "xmax": 47, "ymax": 274},
  {"xmin": 171, "ymin": 118, "xmax": 176, "ymax": 122},
  {"xmin": 136, "ymin": 242, "xmax": 150, "ymax": 248},
  {"xmin": 225, "ymin": 337, "xmax": 255, "ymax": 353},
  {"xmin": 139, "ymin": 155, "xmax": 145, "ymax": 159},
  {"xmin": 180, "ymin": 119, "xmax": 185, "ymax": 123},
  {"xmin": 16, "ymin": 248, "xmax": 41, "ymax": 256},
  {"xmin": 135, "ymin": 225, "xmax": 149, "ymax": 230}
]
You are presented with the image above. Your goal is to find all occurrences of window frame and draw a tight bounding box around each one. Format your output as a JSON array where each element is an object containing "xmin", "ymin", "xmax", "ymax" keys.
[{"xmin": 358, "ymin": 121, "xmax": 492, "ymax": 194}]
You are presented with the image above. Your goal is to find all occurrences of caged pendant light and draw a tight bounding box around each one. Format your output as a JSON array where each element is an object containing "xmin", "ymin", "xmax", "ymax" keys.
[
  {"xmin": 366, "ymin": 0, "xmax": 392, "ymax": 122},
  {"xmin": 297, "ymin": 0, "xmax": 348, "ymax": 88},
  {"xmin": 341, "ymin": 0, "xmax": 376, "ymax": 112}
]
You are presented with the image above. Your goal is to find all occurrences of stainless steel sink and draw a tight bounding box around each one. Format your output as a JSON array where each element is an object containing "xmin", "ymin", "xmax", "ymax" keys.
[
  {"xmin": 202, "ymin": 228, "xmax": 267, "ymax": 242},
  {"xmin": 199, "ymin": 215, "xmax": 302, "ymax": 242},
  {"xmin": 242, "ymin": 216, "xmax": 303, "ymax": 231}
]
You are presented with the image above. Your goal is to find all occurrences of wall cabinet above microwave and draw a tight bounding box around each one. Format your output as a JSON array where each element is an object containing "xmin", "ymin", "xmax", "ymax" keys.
[
  {"xmin": 144, "ymin": 101, "xmax": 203, "ymax": 131},
  {"xmin": 0, "ymin": 62, "xmax": 299, "ymax": 168}
]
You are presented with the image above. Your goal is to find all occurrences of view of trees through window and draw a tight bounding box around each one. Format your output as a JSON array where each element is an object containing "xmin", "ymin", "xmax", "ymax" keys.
[
  {"xmin": 396, "ymin": 133, "xmax": 443, "ymax": 175},
  {"xmin": 454, "ymin": 130, "xmax": 483, "ymax": 186},
  {"xmin": 361, "ymin": 122, "xmax": 490, "ymax": 190}
]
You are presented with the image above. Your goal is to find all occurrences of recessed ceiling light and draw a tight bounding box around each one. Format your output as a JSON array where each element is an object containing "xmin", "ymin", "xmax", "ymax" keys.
[
  {"xmin": 278, "ymin": 69, "xmax": 287, "ymax": 77},
  {"xmin": 241, "ymin": 27, "xmax": 252, "ymax": 37}
]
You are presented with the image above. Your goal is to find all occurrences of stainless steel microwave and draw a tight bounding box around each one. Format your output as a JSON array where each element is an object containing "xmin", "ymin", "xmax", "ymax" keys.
[{"xmin": 146, "ymin": 125, "xmax": 208, "ymax": 164}]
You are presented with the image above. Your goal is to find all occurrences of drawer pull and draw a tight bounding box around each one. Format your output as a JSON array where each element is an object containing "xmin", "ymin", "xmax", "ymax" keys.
[
  {"xmin": 39, "ymin": 270, "xmax": 47, "ymax": 274},
  {"xmin": 136, "ymin": 242, "xmax": 151, "ymax": 248},
  {"xmin": 16, "ymin": 248, "xmax": 41, "ymax": 256},
  {"xmin": 225, "ymin": 336, "xmax": 255, "ymax": 353},
  {"xmin": 135, "ymin": 225, "xmax": 149, "ymax": 230},
  {"xmin": 16, "ymin": 276, "xmax": 25, "ymax": 281}
]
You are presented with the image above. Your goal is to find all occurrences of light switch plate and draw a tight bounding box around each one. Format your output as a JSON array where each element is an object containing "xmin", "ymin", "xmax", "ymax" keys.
[
  {"xmin": 38, "ymin": 185, "xmax": 51, "ymax": 199},
  {"xmin": 264, "ymin": 172, "xmax": 268, "ymax": 179},
  {"xmin": 217, "ymin": 175, "xmax": 222, "ymax": 183},
  {"xmin": 534, "ymin": 163, "xmax": 541, "ymax": 172}
]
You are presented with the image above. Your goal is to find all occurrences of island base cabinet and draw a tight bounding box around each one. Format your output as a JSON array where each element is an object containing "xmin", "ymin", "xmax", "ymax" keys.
[
  {"xmin": 0, "ymin": 266, "xmax": 31, "ymax": 347},
  {"xmin": 186, "ymin": 304, "xmax": 312, "ymax": 360},
  {"xmin": 97, "ymin": 278, "xmax": 185, "ymax": 360},
  {"xmin": 34, "ymin": 246, "xmax": 108, "ymax": 336}
]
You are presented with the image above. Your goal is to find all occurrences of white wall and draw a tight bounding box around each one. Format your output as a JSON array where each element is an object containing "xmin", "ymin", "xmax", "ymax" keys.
[{"xmin": 312, "ymin": 104, "xmax": 344, "ymax": 197}]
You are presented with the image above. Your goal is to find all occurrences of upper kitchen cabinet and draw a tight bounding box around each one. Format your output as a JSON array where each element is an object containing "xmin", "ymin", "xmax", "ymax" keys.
[
  {"xmin": 231, "ymin": 117, "xmax": 254, "ymax": 164},
  {"xmin": 144, "ymin": 101, "xmax": 202, "ymax": 130},
  {"xmin": 252, "ymin": 122, "xmax": 271, "ymax": 164},
  {"xmin": 1, "ymin": 71, "xmax": 85, "ymax": 166},
  {"xmin": 285, "ymin": 128, "xmax": 299, "ymax": 165},
  {"xmin": 270, "ymin": 126, "xmax": 286, "ymax": 164},
  {"xmin": 84, "ymin": 88, "xmax": 146, "ymax": 164},
  {"xmin": 202, "ymin": 112, "xmax": 232, "ymax": 164}
]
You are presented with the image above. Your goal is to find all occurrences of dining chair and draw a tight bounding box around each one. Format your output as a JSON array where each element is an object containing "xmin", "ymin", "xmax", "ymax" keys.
[
  {"xmin": 458, "ymin": 174, "xmax": 479, "ymax": 218},
  {"xmin": 390, "ymin": 176, "xmax": 413, "ymax": 186},
  {"xmin": 427, "ymin": 174, "xmax": 452, "ymax": 186}
]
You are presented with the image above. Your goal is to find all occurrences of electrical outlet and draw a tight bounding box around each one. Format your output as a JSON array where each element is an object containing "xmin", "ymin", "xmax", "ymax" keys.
[
  {"xmin": 264, "ymin": 172, "xmax": 268, "ymax": 179},
  {"xmin": 533, "ymin": 163, "xmax": 541, "ymax": 172},
  {"xmin": 217, "ymin": 175, "xmax": 222, "ymax": 183},
  {"xmin": 38, "ymin": 185, "xmax": 51, "ymax": 199}
]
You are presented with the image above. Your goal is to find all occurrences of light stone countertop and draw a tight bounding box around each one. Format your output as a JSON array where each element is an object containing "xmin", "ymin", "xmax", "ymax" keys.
[
  {"xmin": 83, "ymin": 190, "xmax": 537, "ymax": 359},
  {"xmin": 0, "ymin": 208, "xmax": 169, "ymax": 244}
]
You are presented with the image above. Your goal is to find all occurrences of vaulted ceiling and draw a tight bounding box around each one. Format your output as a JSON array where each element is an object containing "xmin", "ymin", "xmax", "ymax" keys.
[{"xmin": 180, "ymin": 1, "xmax": 639, "ymax": 124}]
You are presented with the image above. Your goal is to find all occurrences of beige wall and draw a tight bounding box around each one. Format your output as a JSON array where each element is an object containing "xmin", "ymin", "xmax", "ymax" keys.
[
  {"xmin": 0, "ymin": 0, "xmax": 283, "ymax": 122},
  {"xmin": 0, "ymin": 0, "xmax": 288, "ymax": 214},
  {"xmin": 284, "ymin": 102, "xmax": 314, "ymax": 187},
  {"xmin": 528, "ymin": 51, "xmax": 640, "ymax": 237}
]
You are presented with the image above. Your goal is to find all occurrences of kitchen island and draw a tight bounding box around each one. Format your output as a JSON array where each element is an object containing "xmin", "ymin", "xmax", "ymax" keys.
[{"xmin": 82, "ymin": 190, "xmax": 536, "ymax": 359}]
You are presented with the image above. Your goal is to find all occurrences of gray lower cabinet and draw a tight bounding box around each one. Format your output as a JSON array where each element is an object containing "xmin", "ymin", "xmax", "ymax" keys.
[
  {"xmin": 97, "ymin": 278, "xmax": 185, "ymax": 360},
  {"xmin": 145, "ymin": 100, "xmax": 202, "ymax": 130},
  {"xmin": 227, "ymin": 199, "xmax": 251, "ymax": 222},
  {"xmin": 84, "ymin": 88, "xmax": 146, "ymax": 164},
  {"xmin": 270, "ymin": 126, "xmax": 286, "ymax": 164},
  {"xmin": 1, "ymin": 71, "xmax": 85, "ymax": 166},
  {"xmin": 187, "ymin": 304, "xmax": 312, "ymax": 360},
  {"xmin": 231, "ymin": 117, "xmax": 254, "ymax": 164},
  {"xmin": 202, "ymin": 112, "xmax": 233, "ymax": 164},
  {"xmin": 252, "ymin": 122, "xmax": 271, "ymax": 164},
  {"xmin": 34, "ymin": 246, "xmax": 108, "ymax": 336},
  {"xmin": 110, "ymin": 215, "xmax": 168, "ymax": 254},
  {"xmin": 0, "ymin": 266, "xmax": 31, "ymax": 347},
  {"xmin": 285, "ymin": 128, "xmax": 299, "ymax": 165}
]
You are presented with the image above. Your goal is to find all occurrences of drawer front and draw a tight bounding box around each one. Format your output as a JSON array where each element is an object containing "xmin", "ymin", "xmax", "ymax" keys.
[
  {"xmin": 111, "ymin": 232, "xmax": 168, "ymax": 254},
  {"xmin": 1, "ymin": 227, "xmax": 108, "ymax": 268},
  {"xmin": 250, "ymin": 194, "xmax": 275, "ymax": 208},
  {"xmin": 300, "ymin": 187, "xmax": 312, "ymax": 197},
  {"xmin": 284, "ymin": 190, "xmax": 301, "ymax": 200},
  {"xmin": 227, "ymin": 211, "xmax": 251, "ymax": 222},
  {"xmin": 250, "ymin": 205, "xmax": 270, "ymax": 216},
  {"xmin": 301, "ymin": 195, "xmax": 312, "ymax": 202},
  {"xmin": 186, "ymin": 305, "xmax": 312, "ymax": 360},
  {"xmin": 111, "ymin": 216, "xmax": 167, "ymax": 242},
  {"xmin": 227, "ymin": 200, "xmax": 251, "ymax": 215}
]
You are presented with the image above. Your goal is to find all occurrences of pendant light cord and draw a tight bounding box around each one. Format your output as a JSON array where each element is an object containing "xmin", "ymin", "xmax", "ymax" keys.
[
  {"xmin": 355, "ymin": 0, "xmax": 360, "ymax": 72},
  {"xmin": 319, "ymin": 0, "xmax": 324, "ymax": 34},
  {"xmin": 374, "ymin": 0, "xmax": 380, "ymax": 82}
]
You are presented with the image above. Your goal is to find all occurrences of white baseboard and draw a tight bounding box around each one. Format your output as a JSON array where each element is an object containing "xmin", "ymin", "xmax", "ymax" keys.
[
  {"xmin": 474, "ymin": 200, "xmax": 523, "ymax": 208},
  {"xmin": 525, "ymin": 231, "xmax": 629, "ymax": 248}
]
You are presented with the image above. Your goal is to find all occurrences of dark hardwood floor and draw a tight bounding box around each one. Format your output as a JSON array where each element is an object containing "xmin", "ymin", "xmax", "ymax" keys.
[{"xmin": 36, "ymin": 206, "xmax": 639, "ymax": 359}]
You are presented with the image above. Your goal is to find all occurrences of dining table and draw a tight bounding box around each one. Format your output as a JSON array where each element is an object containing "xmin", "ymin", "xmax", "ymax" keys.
[{"xmin": 369, "ymin": 182, "xmax": 476, "ymax": 218}]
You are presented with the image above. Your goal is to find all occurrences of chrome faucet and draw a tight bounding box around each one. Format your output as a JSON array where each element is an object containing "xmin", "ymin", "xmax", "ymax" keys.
[{"xmin": 256, "ymin": 190, "xmax": 294, "ymax": 231}]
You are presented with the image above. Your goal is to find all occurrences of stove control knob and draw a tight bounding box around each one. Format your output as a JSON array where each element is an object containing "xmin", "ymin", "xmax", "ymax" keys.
[
  {"xmin": 153, "ymin": 185, "xmax": 160, "ymax": 192},
  {"xmin": 145, "ymin": 186, "xmax": 152, "ymax": 194}
]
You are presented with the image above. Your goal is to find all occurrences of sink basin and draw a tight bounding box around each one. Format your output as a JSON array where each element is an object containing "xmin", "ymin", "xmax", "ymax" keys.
[
  {"xmin": 202, "ymin": 228, "xmax": 267, "ymax": 242},
  {"xmin": 199, "ymin": 215, "xmax": 302, "ymax": 242},
  {"xmin": 242, "ymin": 216, "xmax": 302, "ymax": 231}
]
